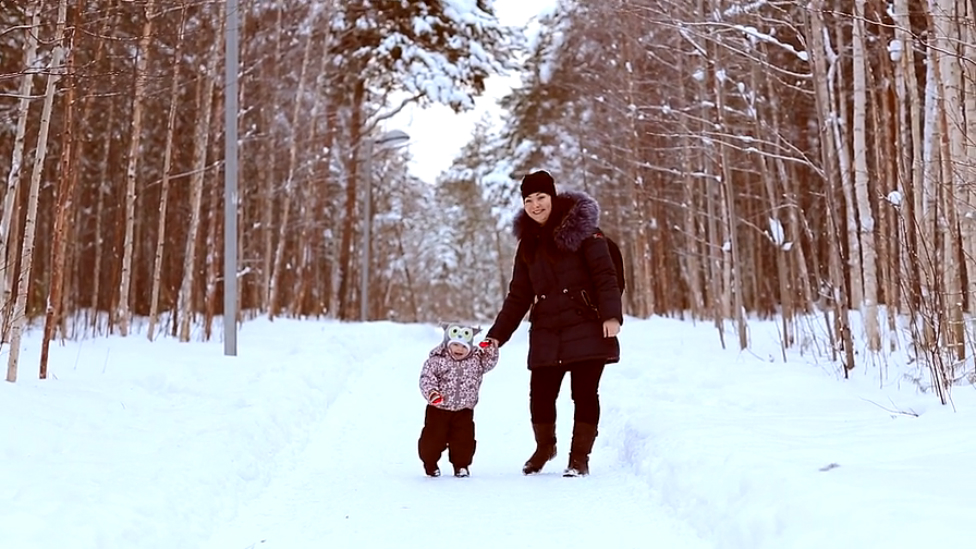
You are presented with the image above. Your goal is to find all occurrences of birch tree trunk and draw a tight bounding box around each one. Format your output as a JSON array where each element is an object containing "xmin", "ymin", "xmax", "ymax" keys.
[
  {"xmin": 919, "ymin": 28, "xmax": 943, "ymax": 350},
  {"xmin": 712, "ymin": 57, "xmax": 747, "ymax": 349},
  {"xmin": 932, "ymin": 80, "xmax": 960, "ymax": 396},
  {"xmin": 697, "ymin": 11, "xmax": 733, "ymax": 331},
  {"xmin": 690, "ymin": 0, "xmax": 725, "ymax": 344},
  {"xmin": 262, "ymin": 0, "xmax": 286, "ymax": 313},
  {"xmin": 930, "ymin": 0, "xmax": 966, "ymax": 360},
  {"xmin": 705, "ymin": 167, "xmax": 724, "ymax": 344},
  {"xmin": 148, "ymin": 7, "xmax": 187, "ymax": 341},
  {"xmin": 754, "ymin": 123, "xmax": 794, "ymax": 348},
  {"xmin": 178, "ymin": 11, "xmax": 223, "ymax": 342},
  {"xmin": 204, "ymin": 70, "xmax": 228, "ymax": 337},
  {"xmin": 6, "ymin": 0, "xmax": 67, "ymax": 382},
  {"xmin": 765, "ymin": 68, "xmax": 813, "ymax": 310},
  {"xmin": 66, "ymin": 7, "xmax": 114, "ymax": 338},
  {"xmin": 682, "ymin": 166, "xmax": 705, "ymax": 320},
  {"xmin": 204, "ymin": 180, "xmax": 221, "ymax": 339},
  {"xmin": 938, "ymin": 0, "xmax": 972, "ymax": 362},
  {"xmin": 314, "ymin": 105, "xmax": 339, "ymax": 315},
  {"xmin": 676, "ymin": 50, "xmax": 705, "ymax": 320},
  {"xmin": 268, "ymin": 16, "xmax": 316, "ymax": 319},
  {"xmin": 336, "ymin": 82, "xmax": 366, "ymax": 320},
  {"xmin": 0, "ymin": 1, "xmax": 41, "ymax": 343},
  {"xmin": 291, "ymin": 41, "xmax": 334, "ymax": 316},
  {"xmin": 852, "ymin": 0, "xmax": 881, "ymax": 351},
  {"xmin": 827, "ymin": 22, "xmax": 864, "ymax": 309},
  {"xmin": 40, "ymin": 14, "xmax": 77, "ymax": 379},
  {"xmin": 260, "ymin": 143, "xmax": 275, "ymax": 313},
  {"xmin": 89, "ymin": 90, "xmax": 116, "ymax": 335},
  {"xmin": 891, "ymin": 0, "xmax": 923, "ymax": 316},
  {"xmin": 116, "ymin": 0, "xmax": 156, "ymax": 336},
  {"xmin": 962, "ymin": 1, "xmax": 976, "ymax": 319},
  {"xmin": 870, "ymin": 46, "xmax": 900, "ymax": 349},
  {"xmin": 619, "ymin": 19, "xmax": 649, "ymax": 318},
  {"xmin": 808, "ymin": 0, "xmax": 855, "ymax": 372}
]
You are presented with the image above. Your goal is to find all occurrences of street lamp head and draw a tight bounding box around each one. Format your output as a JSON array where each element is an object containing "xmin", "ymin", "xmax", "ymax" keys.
[{"xmin": 375, "ymin": 129, "xmax": 411, "ymax": 149}]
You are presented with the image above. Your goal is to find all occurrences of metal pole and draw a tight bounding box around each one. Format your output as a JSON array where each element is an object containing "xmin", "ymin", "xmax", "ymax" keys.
[
  {"xmin": 360, "ymin": 139, "xmax": 373, "ymax": 321},
  {"xmin": 224, "ymin": 0, "xmax": 239, "ymax": 355}
]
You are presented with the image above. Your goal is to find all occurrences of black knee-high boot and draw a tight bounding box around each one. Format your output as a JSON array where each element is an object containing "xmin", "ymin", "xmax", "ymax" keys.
[
  {"xmin": 563, "ymin": 422, "xmax": 597, "ymax": 477},
  {"xmin": 522, "ymin": 423, "xmax": 557, "ymax": 475}
]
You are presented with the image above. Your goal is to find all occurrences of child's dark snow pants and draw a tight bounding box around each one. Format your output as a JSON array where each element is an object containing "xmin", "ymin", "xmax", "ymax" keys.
[{"xmin": 418, "ymin": 405, "xmax": 476, "ymax": 469}]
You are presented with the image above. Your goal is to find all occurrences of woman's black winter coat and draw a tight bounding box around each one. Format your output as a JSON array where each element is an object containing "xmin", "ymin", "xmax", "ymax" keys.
[{"xmin": 487, "ymin": 191, "xmax": 622, "ymax": 369}]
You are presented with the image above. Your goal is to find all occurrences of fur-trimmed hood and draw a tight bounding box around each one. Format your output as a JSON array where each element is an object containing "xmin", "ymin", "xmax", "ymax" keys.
[{"xmin": 513, "ymin": 190, "xmax": 600, "ymax": 252}]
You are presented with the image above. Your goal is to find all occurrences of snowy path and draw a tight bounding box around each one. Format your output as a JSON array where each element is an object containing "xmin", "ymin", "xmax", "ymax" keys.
[
  {"xmin": 6, "ymin": 318, "xmax": 975, "ymax": 549},
  {"xmin": 204, "ymin": 333, "xmax": 708, "ymax": 549}
]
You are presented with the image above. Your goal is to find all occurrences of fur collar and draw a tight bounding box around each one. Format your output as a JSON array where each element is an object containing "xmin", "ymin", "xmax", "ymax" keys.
[{"xmin": 512, "ymin": 191, "xmax": 600, "ymax": 252}]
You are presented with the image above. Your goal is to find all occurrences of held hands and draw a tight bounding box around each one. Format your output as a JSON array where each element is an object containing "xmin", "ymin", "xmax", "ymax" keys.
[
  {"xmin": 479, "ymin": 338, "xmax": 499, "ymax": 348},
  {"xmin": 602, "ymin": 318, "xmax": 621, "ymax": 338},
  {"xmin": 428, "ymin": 391, "xmax": 444, "ymax": 406}
]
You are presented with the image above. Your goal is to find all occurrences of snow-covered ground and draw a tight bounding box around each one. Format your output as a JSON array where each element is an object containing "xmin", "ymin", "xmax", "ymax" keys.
[{"xmin": 1, "ymin": 315, "xmax": 973, "ymax": 549}]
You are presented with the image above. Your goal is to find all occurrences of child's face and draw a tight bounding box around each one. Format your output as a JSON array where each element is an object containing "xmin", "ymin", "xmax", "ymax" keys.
[{"xmin": 448, "ymin": 342, "xmax": 470, "ymax": 359}]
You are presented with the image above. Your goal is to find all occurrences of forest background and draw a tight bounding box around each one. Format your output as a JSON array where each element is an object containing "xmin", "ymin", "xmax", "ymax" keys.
[{"xmin": 2, "ymin": 0, "xmax": 975, "ymax": 404}]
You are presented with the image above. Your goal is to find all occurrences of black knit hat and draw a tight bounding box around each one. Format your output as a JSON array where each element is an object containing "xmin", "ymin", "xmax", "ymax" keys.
[{"xmin": 520, "ymin": 170, "xmax": 556, "ymax": 199}]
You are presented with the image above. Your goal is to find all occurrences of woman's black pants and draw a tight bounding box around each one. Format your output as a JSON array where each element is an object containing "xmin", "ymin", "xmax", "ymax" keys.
[{"xmin": 529, "ymin": 359, "xmax": 605, "ymax": 425}]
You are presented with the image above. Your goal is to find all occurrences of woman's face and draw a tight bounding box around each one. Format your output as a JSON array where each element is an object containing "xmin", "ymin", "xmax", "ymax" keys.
[{"xmin": 523, "ymin": 192, "xmax": 552, "ymax": 225}]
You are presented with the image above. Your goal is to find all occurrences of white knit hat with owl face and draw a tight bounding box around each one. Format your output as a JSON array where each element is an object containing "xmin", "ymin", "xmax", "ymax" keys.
[{"xmin": 441, "ymin": 323, "xmax": 481, "ymax": 355}]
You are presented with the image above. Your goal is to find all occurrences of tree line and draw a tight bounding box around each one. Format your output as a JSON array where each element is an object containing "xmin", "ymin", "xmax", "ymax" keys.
[
  {"xmin": 2, "ymin": 0, "xmax": 975, "ymax": 403},
  {"xmin": 0, "ymin": 0, "xmax": 516, "ymax": 381},
  {"xmin": 440, "ymin": 0, "xmax": 976, "ymax": 403}
]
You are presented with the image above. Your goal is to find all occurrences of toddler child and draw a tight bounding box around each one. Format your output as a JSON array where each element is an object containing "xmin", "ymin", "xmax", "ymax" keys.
[{"xmin": 418, "ymin": 323, "xmax": 499, "ymax": 477}]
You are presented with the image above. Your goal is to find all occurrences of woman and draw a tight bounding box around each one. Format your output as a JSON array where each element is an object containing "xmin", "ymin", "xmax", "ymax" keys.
[{"xmin": 485, "ymin": 170, "xmax": 622, "ymax": 477}]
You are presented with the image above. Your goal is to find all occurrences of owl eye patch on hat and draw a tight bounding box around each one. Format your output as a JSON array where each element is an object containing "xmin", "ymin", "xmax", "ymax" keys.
[{"xmin": 441, "ymin": 323, "xmax": 482, "ymax": 349}]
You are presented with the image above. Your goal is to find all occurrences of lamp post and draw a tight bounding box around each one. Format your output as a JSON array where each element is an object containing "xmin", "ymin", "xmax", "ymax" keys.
[
  {"xmin": 360, "ymin": 129, "xmax": 411, "ymax": 322},
  {"xmin": 224, "ymin": 0, "xmax": 239, "ymax": 355}
]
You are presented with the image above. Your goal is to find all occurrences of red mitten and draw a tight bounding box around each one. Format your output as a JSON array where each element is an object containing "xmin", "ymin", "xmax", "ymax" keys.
[{"xmin": 428, "ymin": 391, "xmax": 444, "ymax": 405}]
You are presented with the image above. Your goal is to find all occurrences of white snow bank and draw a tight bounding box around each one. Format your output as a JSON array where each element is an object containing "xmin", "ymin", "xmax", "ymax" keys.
[
  {"xmin": 601, "ymin": 317, "xmax": 976, "ymax": 549},
  {"xmin": 0, "ymin": 319, "xmax": 429, "ymax": 549}
]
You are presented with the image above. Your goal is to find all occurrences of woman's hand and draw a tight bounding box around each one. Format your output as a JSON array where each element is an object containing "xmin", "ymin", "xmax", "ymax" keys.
[{"xmin": 602, "ymin": 318, "xmax": 621, "ymax": 338}]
